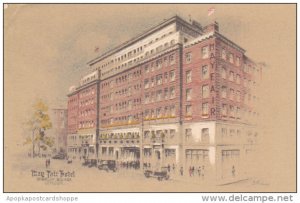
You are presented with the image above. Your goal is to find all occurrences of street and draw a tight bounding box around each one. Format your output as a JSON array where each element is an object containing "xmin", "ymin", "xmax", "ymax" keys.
[{"xmin": 5, "ymin": 156, "xmax": 269, "ymax": 192}]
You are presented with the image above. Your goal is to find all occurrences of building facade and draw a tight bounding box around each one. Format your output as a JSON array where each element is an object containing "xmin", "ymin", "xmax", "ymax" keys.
[
  {"xmin": 67, "ymin": 71, "xmax": 100, "ymax": 160},
  {"xmin": 67, "ymin": 16, "xmax": 263, "ymax": 184},
  {"xmin": 49, "ymin": 108, "xmax": 68, "ymax": 154}
]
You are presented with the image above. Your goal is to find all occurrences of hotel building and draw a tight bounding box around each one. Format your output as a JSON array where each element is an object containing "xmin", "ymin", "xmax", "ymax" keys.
[{"xmin": 67, "ymin": 16, "xmax": 263, "ymax": 183}]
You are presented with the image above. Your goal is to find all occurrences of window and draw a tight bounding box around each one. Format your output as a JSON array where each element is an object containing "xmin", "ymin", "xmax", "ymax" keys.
[
  {"xmin": 164, "ymin": 57, "xmax": 168, "ymax": 66},
  {"xmin": 221, "ymin": 86, "xmax": 227, "ymax": 98},
  {"xmin": 170, "ymin": 70, "xmax": 175, "ymax": 81},
  {"xmin": 186, "ymin": 88, "xmax": 192, "ymax": 101},
  {"xmin": 151, "ymin": 109, "xmax": 155, "ymax": 118},
  {"xmin": 151, "ymin": 77, "xmax": 155, "ymax": 87},
  {"xmin": 157, "ymin": 108, "xmax": 162, "ymax": 118},
  {"xmin": 186, "ymin": 70, "xmax": 192, "ymax": 83},
  {"xmin": 230, "ymin": 89, "xmax": 235, "ymax": 100},
  {"xmin": 164, "ymin": 72, "xmax": 168, "ymax": 83},
  {"xmin": 230, "ymin": 105, "xmax": 235, "ymax": 117},
  {"xmin": 202, "ymin": 85, "xmax": 209, "ymax": 98},
  {"xmin": 156, "ymin": 59, "xmax": 162, "ymax": 69},
  {"xmin": 185, "ymin": 52, "xmax": 192, "ymax": 63},
  {"xmin": 201, "ymin": 128, "xmax": 209, "ymax": 143},
  {"xmin": 170, "ymin": 129, "xmax": 176, "ymax": 137},
  {"xmin": 169, "ymin": 54, "xmax": 175, "ymax": 65},
  {"xmin": 202, "ymin": 103, "xmax": 209, "ymax": 116},
  {"xmin": 170, "ymin": 105, "xmax": 176, "ymax": 117},
  {"xmin": 170, "ymin": 87, "xmax": 175, "ymax": 99},
  {"xmin": 156, "ymin": 90, "xmax": 162, "ymax": 101},
  {"xmin": 229, "ymin": 53, "xmax": 234, "ymax": 63},
  {"xmin": 151, "ymin": 92, "xmax": 155, "ymax": 103},
  {"xmin": 236, "ymin": 57, "xmax": 240, "ymax": 66},
  {"xmin": 164, "ymin": 106, "xmax": 169, "ymax": 117},
  {"xmin": 221, "ymin": 67, "xmax": 226, "ymax": 79},
  {"xmin": 229, "ymin": 129, "xmax": 235, "ymax": 138},
  {"xmin": 145, "ymin": 65, "xmax": 149, "ymax": 73},
  {"xmin": 236, "ymin": 74, "xmax": 240, "ymax": 84},
  {"xmin": 156, "ymin": 74, "xmax": 163, "ymax": 85},
  {"xmin": 144, "ymin": 79, "xmax": 149, "ymax": 89},
  {"xmin": 144, "ymin": 130, "xmax": 150, "ymax": 139},
  {"xmin": 164, "ymin": 88, "xmax": 169, "ymax": 100},
  {"xmin": 186, "ymin": 105, "xmax": 192, "ymax": 116},
  {"xmin": 201, "ymin": 46, "xmax": 209, "ymax": 59},
  {"xmin": 144, "ymin": 110, "xmax": 150, "ymax": 119},
  {"xmin": 221, "ymin": 128, "xmax": 227, "ymax": 137},
  {"xmin": 229, "ymin": 71, "xmax": 234, "ymax": 81},
  {"xmin": 202, "ymin": 65, "xmax": 209, "ymax": 79},
  {"xmin": 221, "ymin": 48, "xmax": 226, "ymax": 60},
  {"xmin": 222, "ymin": 104, "xmax": 227, "ymax": 116},
  {"xmin": 185, "ymin": 128, "xmax": 192, "ymax": 140}
]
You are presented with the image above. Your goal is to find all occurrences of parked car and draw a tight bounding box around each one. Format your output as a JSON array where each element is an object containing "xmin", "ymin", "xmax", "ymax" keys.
[
  {"xmin": 144, "ymin": 168, "xmax": 170, "ymax": 181},
  {"xmin": 82, "ymin": 159, "xmax": 91, "ymax": 167},
  {"xmin": 98, "ymin": 160, "xmax": 117, "ymax": 172},
  {"xmin": 52, "ymin": 153, "xmax": 65, "ymax": 160},
  {"xmin": 88, "ymin": 159, "xmax": 98, "ymax": 168}
]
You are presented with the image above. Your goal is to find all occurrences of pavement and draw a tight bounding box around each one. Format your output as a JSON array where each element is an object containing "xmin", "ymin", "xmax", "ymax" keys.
[{"xmin": 5, "ymin": 157, "xmax": 269, "ymax": 192}]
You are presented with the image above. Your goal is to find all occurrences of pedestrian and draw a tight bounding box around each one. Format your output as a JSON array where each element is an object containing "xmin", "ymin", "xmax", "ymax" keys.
[
  {"xmin": 189, "ymin": 166, "xmax": 192, "ymax": 177},
  {"xmin": 198, "ymin": 166, "xmax": 201, "ymax": 177},
  {"xmin": 48, "ymin": 159, "xmax": 51, "ymax": 167},
  {"xmin": 232, "ymin": 165, "xmax": 235, "ymax": 177},
  {"xmin": 180, "ymin": 167, "xmax": 183, "ymax": 176},
  {"xmin": 45, "ymin": 159, "xmax": 48, "ymax": 168},
  {"xmin": 192, "ymin": 166, "xmax": 195, "ymax": 176},
  {"xmin": 167, "ymin": 164, "xmax": 171, "ymax": 172}
]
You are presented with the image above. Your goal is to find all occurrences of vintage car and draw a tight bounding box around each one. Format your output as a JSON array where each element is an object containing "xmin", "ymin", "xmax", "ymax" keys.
[
  {"xmin": 52, "ymin": 153, "xmax": 65, "ymax": 160},
  {"xmin": 88, "ymin": 159, "xmax": 98, "ymax": 168},
  {"xmin": 144, "ymin": 168, "xmax": 170, "ymax": 181},
  {"xmin": 98, "ymin": 160, "xmax": 117, "ymax": 172},
  {"xmin": 81, "ymin": 159, "xmax": 91, "ymax": 167}
]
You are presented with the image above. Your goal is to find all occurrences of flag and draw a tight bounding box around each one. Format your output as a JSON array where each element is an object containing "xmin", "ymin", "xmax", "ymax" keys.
[{"xmin": 208, "ymin": 7, "xmax": 215, "ymax": 16}]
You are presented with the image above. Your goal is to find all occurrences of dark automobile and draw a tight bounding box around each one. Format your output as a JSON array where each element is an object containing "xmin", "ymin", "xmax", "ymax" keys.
[
  {"xmin": 88, "ymin": 159, "xmax": 98, "ymax": 168},
  {"xmin": 98, "ymin": 160, "xmax": 117, "ymax": 172},
  {"xmin": 144, "ymin": 169, "xmax": 170, "ymax": 181},
  {"xmin": 82, "ymin": 159, "xmax": 91, "ymax": 166},
  {"xmin": 52, "ymin": 153, "xmax": 65, "ymax": 160}
]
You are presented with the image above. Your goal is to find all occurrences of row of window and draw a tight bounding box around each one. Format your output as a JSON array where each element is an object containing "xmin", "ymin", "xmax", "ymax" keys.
[
  {"xmin": 144, "ymin": 129, "xmax": 176, "ymax": 139},
  {"xmin": 79, "ymin": 109, "xmax": 96, "ymax": 117},
  {"xmin": 78, "ymin": 120, "xmax": 96, "ymax": 129},
  {"xmin": 100, "ymin": 39, "xmax": 176, "ymax": 77},
  {"xmin": 185, "ymin": 128, "xmax": 209, "ymax": 143},
  {"xmin": 220, "ymin": 48, "xmax": 241, "ymax": 66},
  {"xmin": 79, "ymin": 88, "xmax": 95, "ymax": 98},
  {"xmin": 144, "ymin": 87, "xmax": 176, "ymax": 103},
  {"xmin": 185, "ymin": 67, "xmax": 210, "ymax": 83},
  {"xmin": 79, "ymin": 98, "xmax": 95, "ymax": 107},
  {"xmin": 144, "ymin": 105, "xmax": 176, "ymax": 119},
  {"xmin": 144, "ymin": 70, "xmax": 176, "ymax": 89},
  {"xmin": 144, "ymin": 54, "xmax": 176, "ymax": 73},
  {"xmin": 185, "ymin": 44, "xmax": 214, "ymax": 63}
]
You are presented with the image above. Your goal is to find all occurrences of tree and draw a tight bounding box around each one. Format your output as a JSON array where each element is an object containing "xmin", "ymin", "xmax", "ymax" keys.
[{"xmin": 24, "ymin": 99, "xmax": 53, "ymax": 158}]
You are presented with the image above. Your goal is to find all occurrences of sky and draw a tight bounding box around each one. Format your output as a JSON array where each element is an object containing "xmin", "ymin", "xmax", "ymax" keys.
[{"xmin": 4, "ymin": 4, "xmax": 296, "ymax": 191}]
